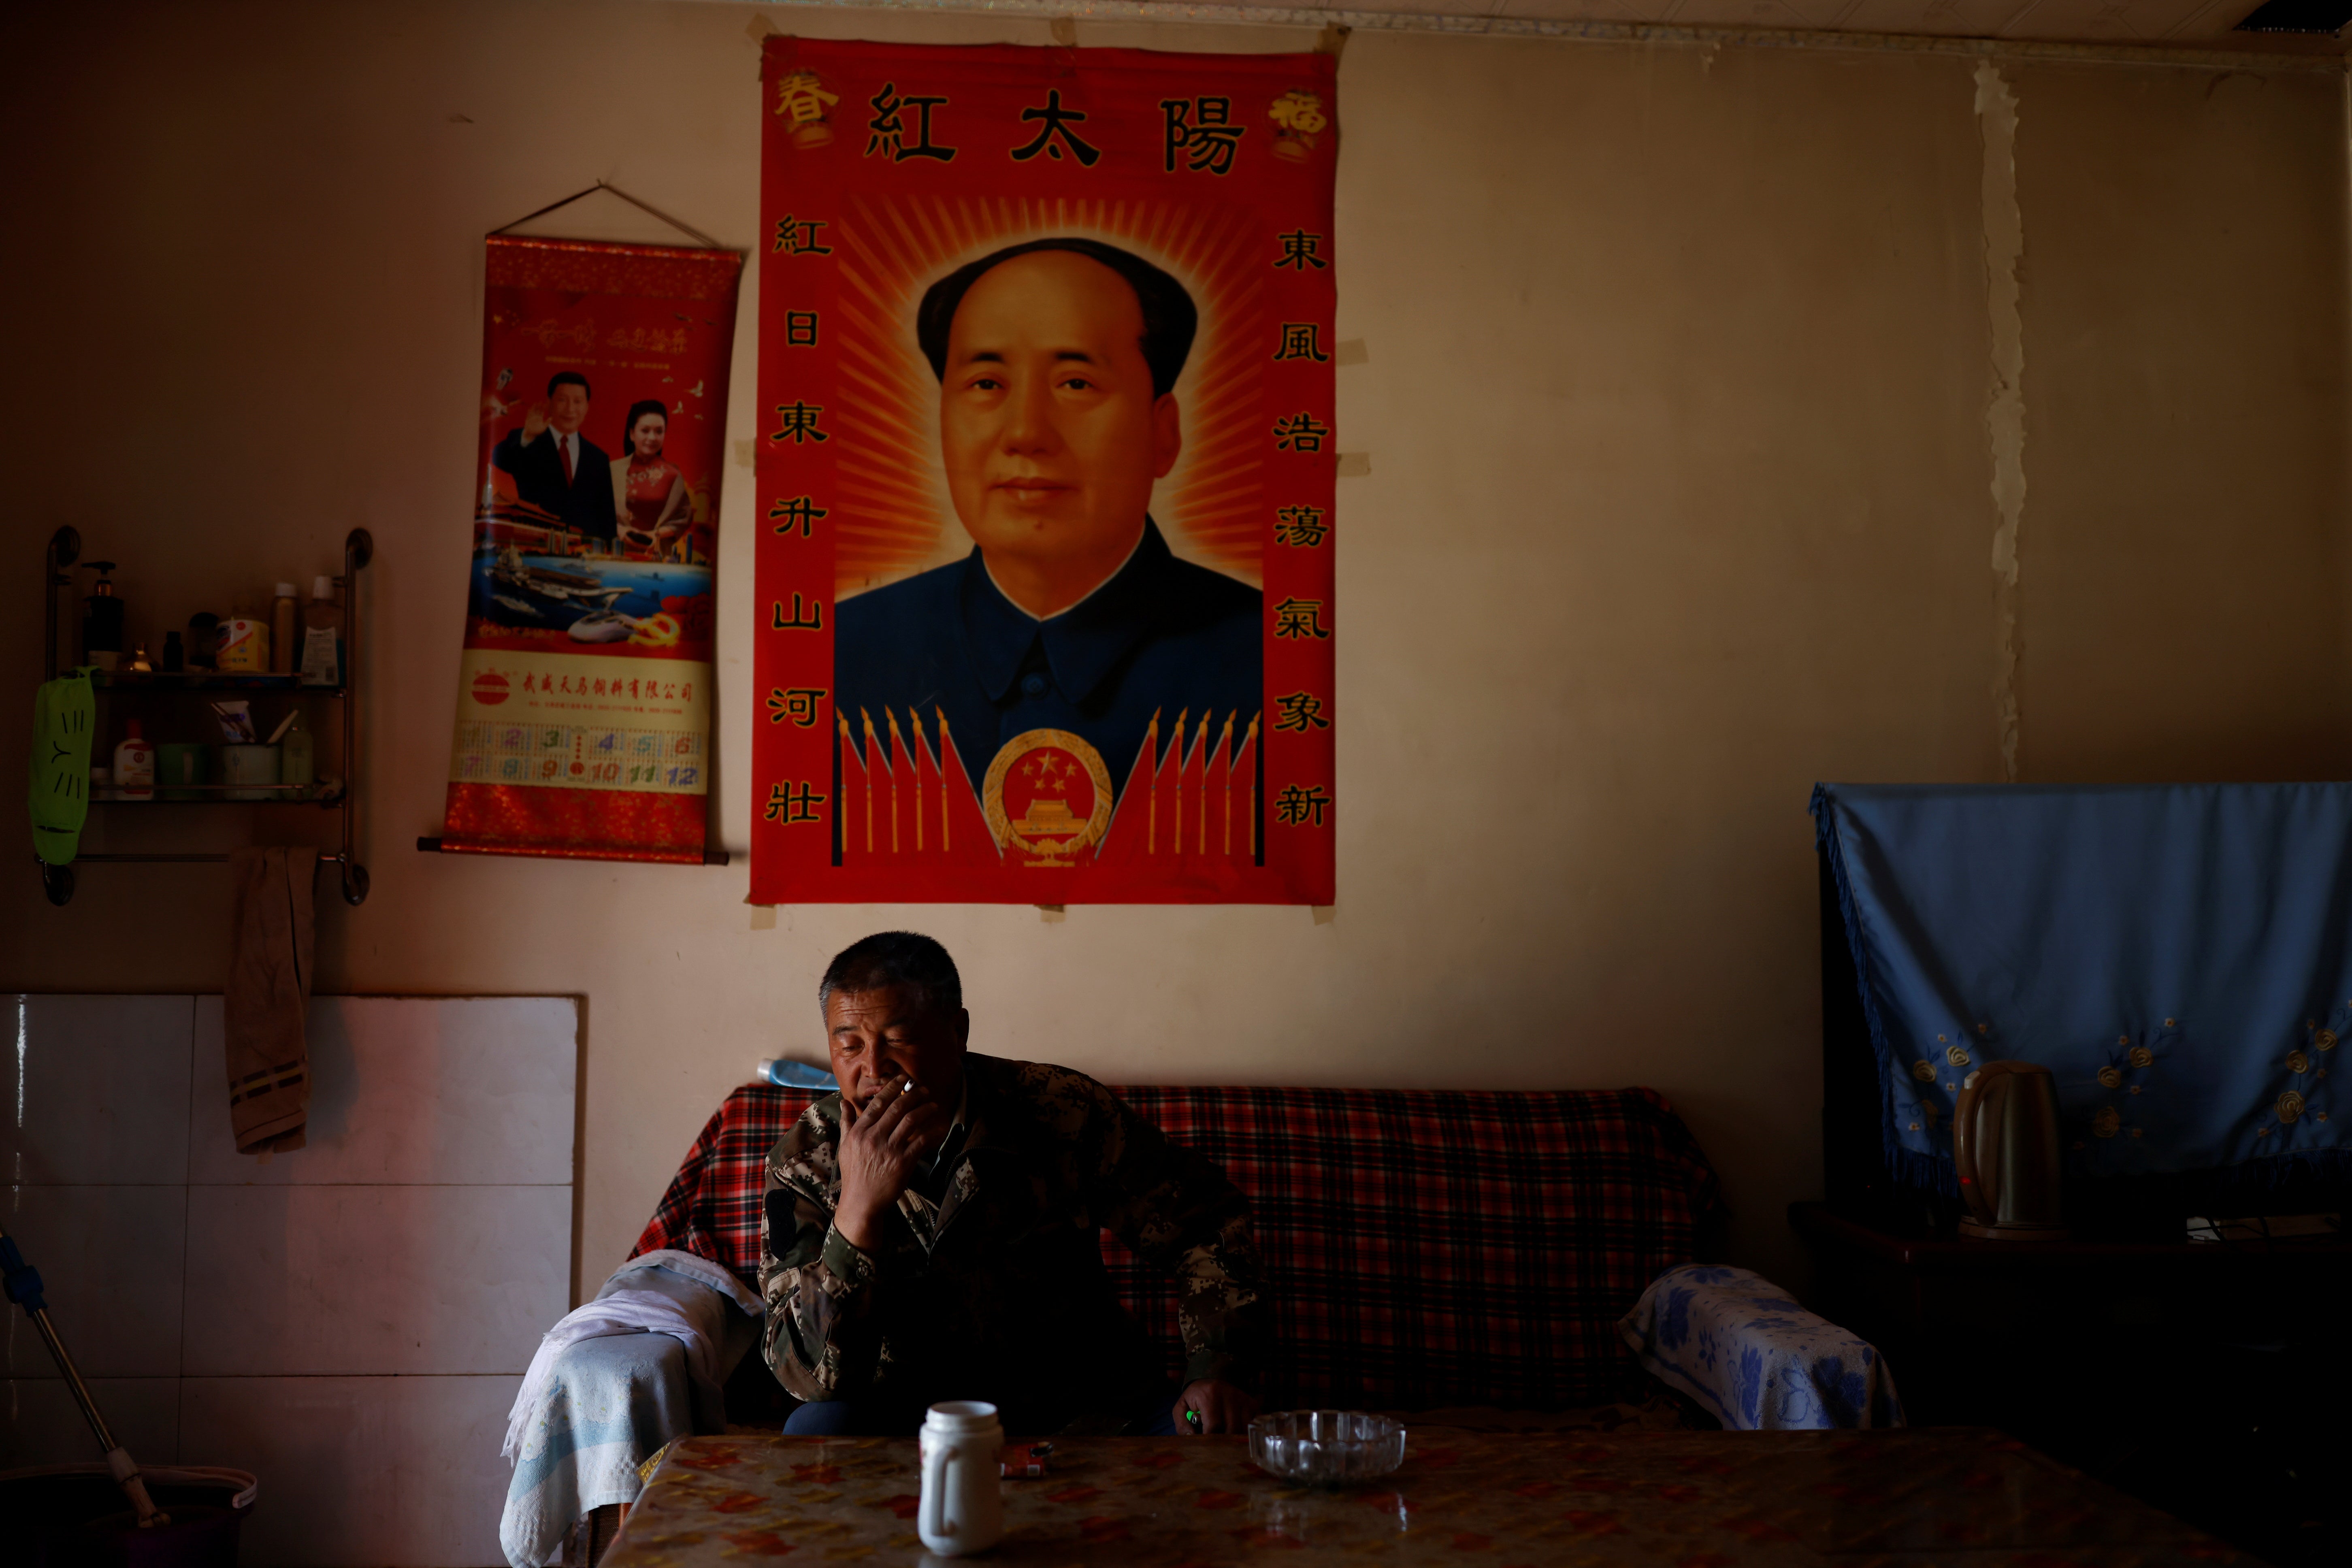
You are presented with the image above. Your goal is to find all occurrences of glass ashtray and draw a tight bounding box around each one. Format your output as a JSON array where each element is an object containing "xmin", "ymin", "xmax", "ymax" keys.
[{"xmin": 1248, "ymin": 1410, "xmax": 1406, "ymax": 1488}]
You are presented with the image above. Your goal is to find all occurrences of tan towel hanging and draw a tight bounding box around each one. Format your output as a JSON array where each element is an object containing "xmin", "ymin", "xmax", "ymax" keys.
[{"xmin": 226, "ymin": 847, "xmax": 315, "ymax": 1155}]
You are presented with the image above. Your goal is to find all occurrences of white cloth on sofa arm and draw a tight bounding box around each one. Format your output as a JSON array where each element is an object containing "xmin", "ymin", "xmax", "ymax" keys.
[
  {"xmin": 1616, "ymin": 1264, "xmax": 1904, "ymax": 1430},
  {"xmin": 500, "ymin": 1249, "xmax": 764, "ymax": 1567}
]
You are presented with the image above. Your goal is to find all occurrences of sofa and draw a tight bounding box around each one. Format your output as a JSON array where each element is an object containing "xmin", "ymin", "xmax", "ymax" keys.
[
  {"xmin": 629, "ymin": 1080, "xmax": 1723, "ymax": 1412},
  {"xmin": 506, "ymin": 1076, "xmax": 1922, "ymax": 1564}
]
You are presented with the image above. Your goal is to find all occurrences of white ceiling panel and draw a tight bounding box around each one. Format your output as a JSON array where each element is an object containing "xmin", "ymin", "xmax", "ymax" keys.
[
  {"xmin": 1664, "ymin": 0, "xmax": 1858, "ymax": 30},
  {"xmin": 1138, "ymin": 0, "xmax": 2331, "ymax": 50},
  {"xmin": 1830, "ymin": 0, "xmax": 2045, "ymax": 37},
  {"xmin": 1996, "ymin": 0, "xmax": 2226, "ymax": 39},
  {"xmin": 1499, "ymin": 0, "xmax": 1689, "ymax": 23}
]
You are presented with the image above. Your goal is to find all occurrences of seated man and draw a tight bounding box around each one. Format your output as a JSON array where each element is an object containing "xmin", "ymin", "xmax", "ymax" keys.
[{"xmin": 760, "ymin": 931, "xmax": 1268, "ymax": 1436}]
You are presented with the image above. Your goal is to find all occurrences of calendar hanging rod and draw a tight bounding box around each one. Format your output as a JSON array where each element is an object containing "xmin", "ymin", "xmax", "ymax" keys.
[{"xmin": 415, "ymin": 836, "xmax": 730, "ymax": 866}]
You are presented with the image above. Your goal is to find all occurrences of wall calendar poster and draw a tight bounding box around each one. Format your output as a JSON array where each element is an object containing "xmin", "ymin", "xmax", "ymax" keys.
[
  {"xmin": 750, "ymin": 38, "xmax": 1337, "ymax": 904},
  {"xmin": 440, "ymin": 235, "xmax": 743, "ymax": 863}
]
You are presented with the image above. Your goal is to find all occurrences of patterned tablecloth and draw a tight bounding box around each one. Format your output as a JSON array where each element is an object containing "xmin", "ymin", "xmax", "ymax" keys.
[{"xmin": 603, "ymin": 1429, "xmax": 2244, "ymax": 1566}]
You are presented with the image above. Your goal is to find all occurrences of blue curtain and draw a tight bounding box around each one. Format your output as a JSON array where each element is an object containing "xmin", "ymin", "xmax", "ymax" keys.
[{"xmin": 1812, "ymin": 783, "xmax": 2352, "ymax": 1191}]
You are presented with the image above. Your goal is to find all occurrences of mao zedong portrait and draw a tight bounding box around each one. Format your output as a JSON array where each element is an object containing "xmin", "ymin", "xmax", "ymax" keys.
[{"xmin": 835, "ymin": 239, "xmax": 1262, "ymax": 789}]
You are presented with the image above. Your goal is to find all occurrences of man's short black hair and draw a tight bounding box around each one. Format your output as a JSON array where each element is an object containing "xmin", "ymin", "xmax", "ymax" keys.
[
  {"xmin": 915, "ymin": 238, "xmax": 1197, "ymax": 399},
  {"xmin": 548, "ymin": 371, "xmax": 591, "ymax": 398},
  {"xmin": 818, "ymin": 931, "xmax": 963, "ymax": 1018}
]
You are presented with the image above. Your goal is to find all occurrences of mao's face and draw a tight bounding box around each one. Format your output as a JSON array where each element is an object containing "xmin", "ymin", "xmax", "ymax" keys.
[
  {"xmin": 939, "ymin": 251, "xmax": 1182, "ymax": 573},
  {"xmin": 631, "ymin": 414, "xmax": 665, "ymax": 461},
  {"xmin": 548, "ymin": 383, "xmax": 589, "ymax": 435}
]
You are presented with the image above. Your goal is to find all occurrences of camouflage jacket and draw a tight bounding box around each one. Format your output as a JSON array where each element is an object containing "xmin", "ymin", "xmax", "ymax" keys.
[{"xmin": 758, "ymin": 1055, "xmax": 1267, "ymax": 1431}]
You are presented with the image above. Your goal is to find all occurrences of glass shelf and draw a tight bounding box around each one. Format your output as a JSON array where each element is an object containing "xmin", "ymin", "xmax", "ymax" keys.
[
  {"xmin": 89, "ymin": 671, "xmax": 345, "ymax": 695},
  {"xmin": 91, "ymin": 784, "xmax": 345, "ymax": 805},
  {"xmin": 41, "ymin": 524, "xmax": 373, "ymax": 908}
]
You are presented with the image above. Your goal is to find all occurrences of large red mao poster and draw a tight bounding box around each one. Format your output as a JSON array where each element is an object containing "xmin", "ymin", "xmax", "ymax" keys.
[
  {"xmin": 750, "ymin": 39, "xmax": 1336, "ymax": 903},
  {"xmin": 441, "ymin": 236, "xmax": 742, "ymax": 863}
]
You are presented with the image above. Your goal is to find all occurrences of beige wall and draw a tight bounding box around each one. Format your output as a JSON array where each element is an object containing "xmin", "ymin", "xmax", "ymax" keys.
[
  {"xmin": 4, "ymin": 2, "xmax": 2346, "ymax": 1302},
  {"xmin": 2011, "ymin": 59, "xmax": 2352, "ymax": 779}
]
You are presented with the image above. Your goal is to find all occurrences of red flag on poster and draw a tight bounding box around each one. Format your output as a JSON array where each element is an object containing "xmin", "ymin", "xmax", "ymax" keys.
[
  {"xmin": 1093, "ymin": 709, "xmax": 1161, "ymax": 872},
  {"xmin": 1203, "ymin": 711, "xmax": 1236, "ymax": 860},
  {"xmin": 750, "ymin": 38, "xmax": 1336, "ymax": 903},
  {"xmin": 440, "ymin": 235, "xmax": 742, "ymax": 863},
  {"xmin": 933, "ymin": 709, "xmax": 1000, "ymax": 869}
]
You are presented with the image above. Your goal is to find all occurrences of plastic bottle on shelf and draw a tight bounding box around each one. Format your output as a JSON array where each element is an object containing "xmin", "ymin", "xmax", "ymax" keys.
[
  {"xmin": 299, "ymin": 576, "xmax": 343, "ymax": 687},
  {"xmin": 185, "ymin": 613, "xmax": 220, "ymax": 671},
  {"xmin": 217, "ymin": 603, "xmax": 268, "ymax": 673},
  {"xmin": 277, "ymin": 712, "xmax": 314, "ymax": 797},
  {"xmin": 270, "ymin": 584, "xmax": 299, "ymax": 675},
  {"xmin": 113, "ymin": 720, "xmax": 155, "ymax": 801},
  {"xmin": 81, "ymin": 560, "xmax": 126, "ymax": 671}
]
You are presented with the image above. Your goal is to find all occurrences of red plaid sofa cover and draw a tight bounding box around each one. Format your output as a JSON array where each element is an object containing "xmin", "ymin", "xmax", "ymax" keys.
[{"xmin": 632, "ymin": 1083, "xmax": 1719, "ymax": 1410}]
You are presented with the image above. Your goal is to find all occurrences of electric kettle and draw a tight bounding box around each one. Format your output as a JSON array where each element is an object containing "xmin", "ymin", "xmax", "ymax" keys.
[{"xmin": 1951, "ymin": 1060, "xmax": 2069, "ymax": 1241}]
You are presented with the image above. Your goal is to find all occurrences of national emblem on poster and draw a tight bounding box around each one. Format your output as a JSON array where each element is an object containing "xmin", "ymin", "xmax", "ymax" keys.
[{"xmin": 750, "ymin": 39, "xmax": 1337, "ymax": 903}]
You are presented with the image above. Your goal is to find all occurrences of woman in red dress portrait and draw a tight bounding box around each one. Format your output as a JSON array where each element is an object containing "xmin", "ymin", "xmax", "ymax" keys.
[{"xmin": 611, "ymin": 400, "xmax": 691, "ymax": 558}]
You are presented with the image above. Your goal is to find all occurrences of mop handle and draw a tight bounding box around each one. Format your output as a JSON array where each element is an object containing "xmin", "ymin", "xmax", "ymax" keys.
[{"xmin": 0, "ymin": 1220, "xmax": 169, "ymax": 1528}]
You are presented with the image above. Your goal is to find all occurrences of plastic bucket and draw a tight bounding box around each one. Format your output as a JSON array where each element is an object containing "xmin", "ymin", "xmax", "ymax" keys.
[{"xmin": 0, "ymin": 1464, "xmax": 257, "ymax": 1568}]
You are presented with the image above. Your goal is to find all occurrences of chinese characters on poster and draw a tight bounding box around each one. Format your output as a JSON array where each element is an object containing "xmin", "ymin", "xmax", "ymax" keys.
[
  {"xmin": 440, "ymin": 236, "xmax": 743, "ymax": 862},
  {"xmin": 751, "ymin": 39, "xmax": 1337, "ymax": 903}
]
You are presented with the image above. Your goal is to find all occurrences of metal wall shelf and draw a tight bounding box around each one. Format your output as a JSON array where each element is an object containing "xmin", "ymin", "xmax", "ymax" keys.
[
  {"xmin": 38, "ymin": 525, "xmax": 373, "ymax": 908},
  {"xmin": 90, "ymin": 671, "xmax": 347, "ymax": 695}
]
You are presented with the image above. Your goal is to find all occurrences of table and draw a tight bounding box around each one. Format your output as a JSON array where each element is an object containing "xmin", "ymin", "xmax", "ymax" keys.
[
  {"xmin": 604, "ymin": 1428, "xmax": 2244, "ymax": 1565},
  {"xmin": 1791, "ymin": 1200, "xmax": 2349, "ymax": 1566}
]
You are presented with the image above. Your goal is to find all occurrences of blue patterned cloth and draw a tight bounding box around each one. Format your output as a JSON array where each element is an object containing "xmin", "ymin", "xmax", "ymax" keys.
[
  {"xmin": 1618, "ymin": 1265, "xmax": 1904, "ymax": 1430},
  {"xmin": 1813, "ymin": 783, "xmax": 2352, "ymax": 1191},
  {"xmin": 501, "ymin": 1253, "xmax": 762, "ymax": 1568}
]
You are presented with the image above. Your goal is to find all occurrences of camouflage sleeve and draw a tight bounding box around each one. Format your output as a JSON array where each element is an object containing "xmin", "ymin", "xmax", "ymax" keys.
[
  {"xmin": 1076, "ymin": 1077, "xmax": 1271, "ymax": 1391},
  {"xmin": 756, "ymin": 1105, "xmax": 891, "ymax": 1403}
]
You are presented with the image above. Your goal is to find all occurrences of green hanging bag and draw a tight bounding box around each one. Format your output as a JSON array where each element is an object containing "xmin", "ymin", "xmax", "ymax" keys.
[{"xmin": 29, "ymin": 669, "xmax": 96, "ymax": 866}]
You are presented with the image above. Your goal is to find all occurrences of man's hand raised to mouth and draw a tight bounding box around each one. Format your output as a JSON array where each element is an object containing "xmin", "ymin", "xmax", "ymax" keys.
[{"xmin": 834, "ymin": 1078, "xmax": 953, "ymax": 1252}]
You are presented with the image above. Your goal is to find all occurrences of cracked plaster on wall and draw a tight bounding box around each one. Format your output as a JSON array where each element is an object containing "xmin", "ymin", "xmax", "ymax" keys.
[{"xmin": 1977, "ymin": 60, "xmax": 2026, "ymax": 783}]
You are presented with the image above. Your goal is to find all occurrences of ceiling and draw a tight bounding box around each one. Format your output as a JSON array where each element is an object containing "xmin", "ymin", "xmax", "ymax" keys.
[{"xmin": 1154, "ymin": 0, "xmax": 2347, "ymax": 54}]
